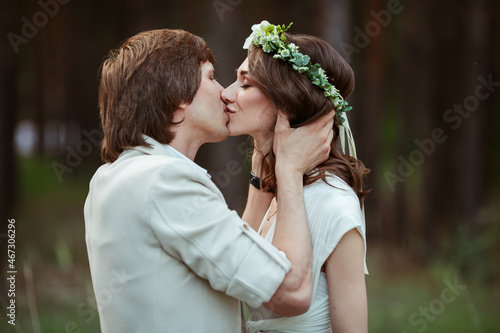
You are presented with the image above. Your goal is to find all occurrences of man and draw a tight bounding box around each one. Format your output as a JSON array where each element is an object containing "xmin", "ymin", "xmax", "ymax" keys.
[{"xmin": 85, "ymin": 29, "xmax": 334, "ymax": 332}]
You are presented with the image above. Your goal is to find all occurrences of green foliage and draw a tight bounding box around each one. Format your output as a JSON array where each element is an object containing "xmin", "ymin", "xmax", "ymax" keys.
[{"xmin": 367, "ymin": 247, "xmax": 500, "ymax": 333}]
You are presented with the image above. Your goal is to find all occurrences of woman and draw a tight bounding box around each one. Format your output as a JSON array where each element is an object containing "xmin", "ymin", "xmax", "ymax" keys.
[{"xmin": 222, "ymin": 21, "xmax": 370, "ymax": 332}]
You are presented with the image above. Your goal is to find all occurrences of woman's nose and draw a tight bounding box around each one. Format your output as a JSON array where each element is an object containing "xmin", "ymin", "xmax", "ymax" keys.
[{"xmin": 221, "ymin": 84, "xmax": 235, "ymax": 103}]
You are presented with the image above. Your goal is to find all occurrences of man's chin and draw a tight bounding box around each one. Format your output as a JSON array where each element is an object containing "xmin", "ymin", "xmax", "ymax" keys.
[{"xmin": 211, "ymin": 131, "xmax": 229, "ymax": 143}]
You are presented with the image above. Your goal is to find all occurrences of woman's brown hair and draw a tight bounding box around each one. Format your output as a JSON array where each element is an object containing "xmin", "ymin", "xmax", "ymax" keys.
[
  {"xmin": 248, "ymin": 33, "xmax": 370, "ymax": 204},
  {"xmin": 99, "ymin": 29, "xmax": 215, "ymax": 163}
]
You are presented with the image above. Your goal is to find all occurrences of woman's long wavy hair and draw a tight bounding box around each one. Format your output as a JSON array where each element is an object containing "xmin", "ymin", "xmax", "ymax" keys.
[{"xmin": 248, "ymin": 33, "xmax": 370, "ymax": 205}]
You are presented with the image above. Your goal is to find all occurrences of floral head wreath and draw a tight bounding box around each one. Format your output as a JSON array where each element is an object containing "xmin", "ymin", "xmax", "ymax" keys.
[{"xmin": 243, "ymin": 20, "xmax": 358, "ymax": 159}]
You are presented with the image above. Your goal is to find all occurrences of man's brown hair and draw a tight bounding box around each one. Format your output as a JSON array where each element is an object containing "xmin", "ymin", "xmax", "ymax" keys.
[{"xmin": 99, "ymin": 29, "xmax": 215, "ymax": 162}]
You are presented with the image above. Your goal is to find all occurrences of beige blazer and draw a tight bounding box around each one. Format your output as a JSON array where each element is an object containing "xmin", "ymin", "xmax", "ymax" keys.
[{"xmin": 84, "ymin": 136, "xmax": 291, "ymax": 333}]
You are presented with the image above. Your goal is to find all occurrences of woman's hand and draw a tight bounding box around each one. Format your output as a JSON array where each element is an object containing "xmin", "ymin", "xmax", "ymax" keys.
[{"xmin": 273, "ymin": 110, "xmax": 335, "ymax": 175}]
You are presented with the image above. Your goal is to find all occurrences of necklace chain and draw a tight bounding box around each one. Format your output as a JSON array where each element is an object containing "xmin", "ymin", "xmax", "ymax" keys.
[{"xmin": 267, "ymin": 209, "xmax": 277, "ymax": 221}]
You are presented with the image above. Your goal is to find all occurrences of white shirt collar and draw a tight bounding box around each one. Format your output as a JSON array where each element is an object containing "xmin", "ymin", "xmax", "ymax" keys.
[{"xmin": 162, "ymin": 144, "xmax": 211, "ymax": 179}]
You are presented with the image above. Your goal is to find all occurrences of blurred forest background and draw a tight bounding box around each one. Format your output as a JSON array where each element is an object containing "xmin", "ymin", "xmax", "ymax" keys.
[{"xmin": 1, "ymin": 0, "xmax": 499, "ymax": 332}]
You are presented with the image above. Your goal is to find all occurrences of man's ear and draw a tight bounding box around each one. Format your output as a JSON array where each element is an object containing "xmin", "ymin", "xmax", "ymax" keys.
[{"xmin": 172, "ymin": 102, "xmax": 188, "ymax": 123}]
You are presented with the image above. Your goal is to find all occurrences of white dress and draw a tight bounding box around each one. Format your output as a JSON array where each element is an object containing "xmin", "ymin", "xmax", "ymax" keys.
[{"xmin": 247, "ymin": 175, "xmax": 368, "ymax": 333}]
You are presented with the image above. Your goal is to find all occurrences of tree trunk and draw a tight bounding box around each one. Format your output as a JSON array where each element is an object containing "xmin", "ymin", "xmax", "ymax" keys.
[
  {"xmin": 350, "ymin": 0, "xmax": 387, "ymax": 244},
  {"xmin": 398, "ymin": 0, "xmax": 435, "ymax": 254}
]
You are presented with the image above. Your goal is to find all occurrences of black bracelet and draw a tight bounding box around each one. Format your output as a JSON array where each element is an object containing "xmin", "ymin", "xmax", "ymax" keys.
[{"xmin": 249, "ymin": 170, "xmax": 261, "ymax": 190}]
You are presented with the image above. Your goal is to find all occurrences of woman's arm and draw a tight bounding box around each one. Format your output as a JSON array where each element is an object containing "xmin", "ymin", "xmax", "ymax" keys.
[
  {"xmin": 263, "ymin": 111, "xmax": 334, "ymax": 316},
  {"xmin": 242, "ymin": 149, "xmax": 274, "ymax": 231},
  {"xmin": 325, "ymin": 228, "xmax": 368, "ymax": 332}
]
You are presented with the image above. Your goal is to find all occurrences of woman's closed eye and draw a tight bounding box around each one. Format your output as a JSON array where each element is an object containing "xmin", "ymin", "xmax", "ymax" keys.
[{"xmin": 241, "ymin": 79, "xmax": 252, "ymax": 89}]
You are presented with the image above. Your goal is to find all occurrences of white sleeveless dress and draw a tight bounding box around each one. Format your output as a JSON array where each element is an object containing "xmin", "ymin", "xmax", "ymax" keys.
[{"xmin": 247, "ymin": 175, "xmax": 368, "ymax": 333}]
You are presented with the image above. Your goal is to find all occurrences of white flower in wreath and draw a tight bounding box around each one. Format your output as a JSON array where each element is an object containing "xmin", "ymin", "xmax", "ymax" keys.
[
  {"xmin": 279, "ymin": 48, "xmax": 290, "ymax": 57},
  {"xmin": 243, "ymin": 20, "xmax": 271, "ymax": 49},
  {"xmin": 262, "ymin": 43, "xmax": 273, "ymax": 53},
  {"xmin": 288, "ymin": 43, "xmax": 299, "ymax": 53}
]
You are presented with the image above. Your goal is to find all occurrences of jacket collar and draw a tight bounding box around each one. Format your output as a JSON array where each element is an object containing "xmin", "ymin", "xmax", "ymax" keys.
[
  {"xmin": 128, "ymin": 135, "xmax": 174, "ymax": 158},
  {"xmin": 128, "ymin": 135, "xmax": 211, "ymax": 178}
]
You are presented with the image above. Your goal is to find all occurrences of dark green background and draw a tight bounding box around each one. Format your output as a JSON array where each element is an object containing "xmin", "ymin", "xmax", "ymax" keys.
[{"xmin": 1, "ymin": 0, "xmax": 499, "ymax": 331}]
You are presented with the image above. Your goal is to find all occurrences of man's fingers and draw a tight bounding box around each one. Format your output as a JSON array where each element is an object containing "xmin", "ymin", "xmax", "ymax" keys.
[
  {"xmin": 318, "ymin": 129, "xmax": 334, "ymax": 165},
  {"xmin": 307, "ymin": 109, "xmax": 335, "ymax": 132},
  {"xmin": 327, "ymin": 129, "xmax": 334, "ymax": 149},
  {"xmin": 319, "ymin": 117, "xmax": 334, "ymax": 140},
  {"xmin": 319, "ymin": 109, "xmax": 336, "ymax": 126},
  {"xmin": 275, "ymin": 110, "xmax": 291, "ymax": 131}
]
